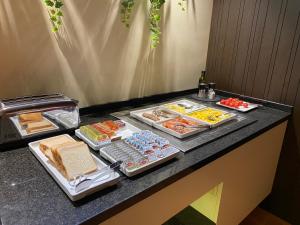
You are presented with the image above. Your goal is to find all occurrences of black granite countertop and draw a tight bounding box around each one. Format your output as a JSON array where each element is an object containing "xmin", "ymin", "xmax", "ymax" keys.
[{"xmin": 0, "ymin": 90, "xmax": 292, "ymax": 225}]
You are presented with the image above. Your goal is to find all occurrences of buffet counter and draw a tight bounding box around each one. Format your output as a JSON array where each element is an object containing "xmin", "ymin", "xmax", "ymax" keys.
[{"xmin": 0, "ymin": 90, "xmax": 292, "ymax": 225}]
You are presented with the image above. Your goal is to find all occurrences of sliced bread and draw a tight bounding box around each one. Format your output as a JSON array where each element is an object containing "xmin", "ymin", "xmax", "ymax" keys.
[
  {"xmin": 19, "ymin": 112, "xmax": 43, "ymax": 126},
  {"xmin": 39, "ymin": 135, "xmax": 76, "ymax": 153},
  {"xmin": 52, "ymin": 142, "xmax": 97, "ymax": 180},
  {"xmin": 26, "ymin": 120, "xmax": 54, "ymax": 134}
]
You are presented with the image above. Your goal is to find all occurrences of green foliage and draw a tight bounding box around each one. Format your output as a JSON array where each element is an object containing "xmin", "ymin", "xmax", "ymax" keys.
[
  {"xmin": 120, "ymin": 0, "xmax": 186, "ymax": 49},
  {"xmin": 120, "ymin": 0, "xmax": 135, "ymax": 28},
  {"xmin": 41, "ymin": 0, "xmax": 186, "ymax": 45},
  {"xmin": 42, "ymin": 0, "xmax": 64, "ymax": 32},
  {"xmin": 149, "ymin": 0, "xmax": 165, "ymax": 48}
]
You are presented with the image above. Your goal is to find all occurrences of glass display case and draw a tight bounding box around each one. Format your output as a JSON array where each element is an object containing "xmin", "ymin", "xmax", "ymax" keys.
[{"xmin": 0, "ymin": 94, "xmax": 80, "ymax": 144}]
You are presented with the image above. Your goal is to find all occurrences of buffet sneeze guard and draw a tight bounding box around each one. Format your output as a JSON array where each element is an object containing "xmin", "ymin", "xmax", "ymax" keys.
[{"xmin": 0, "ymin": 94, "xmax": 80, "ymax": 144}]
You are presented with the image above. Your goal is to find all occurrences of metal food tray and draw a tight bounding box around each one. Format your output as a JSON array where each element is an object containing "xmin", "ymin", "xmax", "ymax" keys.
[
  {"xmin": 75, "ymin": 121, "xmax": 141, "ymax": 151},
  {"xmin": 153, "ymin": 117, "xmax": 209, "ymax": 139},
  {"xmin": 28, "ymin": 134, "xmax": 120, "ymax": 201},
  {"xmin": 130, "ymin": 106, "xmax": 179, "ymax": 126},
  {"xmin": 216, "ymin": 101, "xmax": 259, "ymax": 112},
  {"xmin": 161, "ymin": 99, "xmax": 207, "ymax": 114},
  {"xmin": 10, "ymin": 116, "xmax": 59, "ymax": 138},
  {"xmin": 185, "ymin": 107, "xmax": 237, "ymax": 128},
  {"xmin": 100, "ymin": 140, "xmax": 180, "ymax": 177}
]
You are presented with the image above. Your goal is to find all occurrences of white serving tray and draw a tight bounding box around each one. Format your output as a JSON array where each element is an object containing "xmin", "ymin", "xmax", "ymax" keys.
[
  {"xmin": 28, "ymin": 135, "xmax": 120, "ymax": 201},
  {"xmin": 216, "ymin": 101, "xmax": 259, "ymax": 112},
  {"xmin": 130, "ymin": 106, "xmax": 179, "ymax": 126},
  {"xmin": 100, "ymin": 141, "xmax": 180, "ymax": 177},
  {"xmin": 185, "ymin": 107, "xmax": 237, "ymax": 128},
  {"xmin": 161, "ymin": 99, "xmax": 207, "ymax": 114},
  {"xmin": 10, "ymin": 116, "xmax": 59, "ymax": 138},
  {"xmin": 75, "ymin": 121, "xmax": 141, "ymax": 151},
  {"xmin": 153, "ymin": 117, "xmax": 209, "ymax": 139}
]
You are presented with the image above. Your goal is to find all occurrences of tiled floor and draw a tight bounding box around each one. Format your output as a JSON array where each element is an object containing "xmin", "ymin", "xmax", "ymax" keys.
[{"xmin": 240, "ymin": 208, "xmax": 291, "ymax": 225}]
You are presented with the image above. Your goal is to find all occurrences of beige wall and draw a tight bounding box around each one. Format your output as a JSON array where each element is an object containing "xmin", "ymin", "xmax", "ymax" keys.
[{"xmin": 0, "ymin": 0, "xmax": 213, "ymax": 107}]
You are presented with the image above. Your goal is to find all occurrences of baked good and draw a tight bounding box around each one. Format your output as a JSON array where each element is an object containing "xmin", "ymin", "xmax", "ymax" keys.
[
  {"xmin": 52, "ymin": 142, "xmax": 97, "ymax": 180},
  {"xmin": 39, "ymin": 135, "xmax": 76, "ymax": 164},
  {"xmin": 39, "ymin": 135, "xmax": 75, "ymax": 153},
  {"xmin": 39, "ymin": 136, "xmax": 97, "ymax": 180},
  {"xmin": 26, "ymin": 120, "xmax": 54, "ymax": 134},
  {"xmin": 19, "ymin": 112, "xmax": 43, "ymax": 126}
]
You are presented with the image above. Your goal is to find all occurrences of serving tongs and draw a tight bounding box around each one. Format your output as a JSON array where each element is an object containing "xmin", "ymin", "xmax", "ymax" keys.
[{"xmin": 70, "ymin": 161, "xmax": 122, "ymax": 193}]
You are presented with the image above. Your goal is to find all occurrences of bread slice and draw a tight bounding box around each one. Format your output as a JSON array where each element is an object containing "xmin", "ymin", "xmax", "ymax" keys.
[
  {"xmin": 26, "ymin": 120, "xmax": 54, "ymax": 134},
  {"xmin": 39, "ymin": 135, "xmax": 76, "ymax": 153},
  {"xmin": 39, "ymin": 135, "xmax": 76, "ymax": 167},
  {"xmin": 52, "ymin": 142, "xmax": 97, "ymax": 180},
  {"xmin": 19, "ymin": 112, "xmax": 43, "ymax": 125}
]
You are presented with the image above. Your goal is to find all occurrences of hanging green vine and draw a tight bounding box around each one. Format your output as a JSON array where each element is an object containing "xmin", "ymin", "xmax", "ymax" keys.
[
  {"xmin": 120, "ymin": 0, "xmax": 186, "ymax": 48},
  {"xmin": 120, "ymin": 0, "xmax": 135, "ymax": 28},
  {"xmin": 41, "ymin": 0, "xmax": 186, "ymax": 47},
  {"xmin": 149, "ymin": 0, "xmax": 165, "ymax": 48},
  {"xmin": 42, "ymin": 0, "xmax": 64, "ymax": 32}
]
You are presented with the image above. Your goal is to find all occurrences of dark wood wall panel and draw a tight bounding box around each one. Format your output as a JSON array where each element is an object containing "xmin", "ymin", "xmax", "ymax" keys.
[{"xmin": 206, "ymin": 0, "xmax": 300, "ymax": 224}]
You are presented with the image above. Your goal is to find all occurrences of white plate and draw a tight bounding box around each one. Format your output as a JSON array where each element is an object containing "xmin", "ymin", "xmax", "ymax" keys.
[
  {"xmin": 75, "ymin": 121, "xmax": 141, "ymax": 151},
  {"xmin": 10, "ymin": 116, "xmax": 59, "ymax": 138},
  {"xmin": 130, "ymin": 106, "xmax": 179, "ymax": 126},
  {"xmin": 216, "ymin": 101, "xmax": 259, "ymax": 112},
  {"xmin": 28, "ymin": 135, "xmax": 120, "ymax": 201},
  {"xmin": 161, "ymin": 99, "xmax": 207, "ymax": 114}
]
